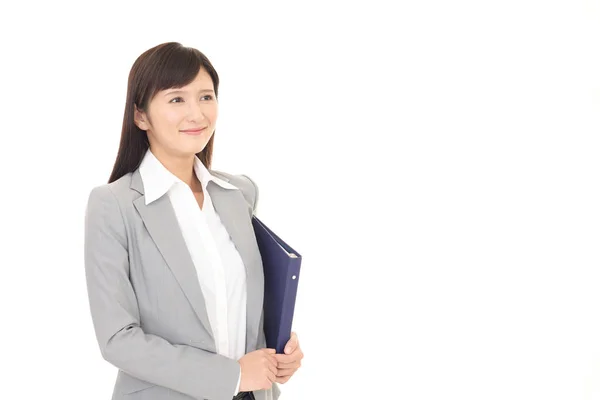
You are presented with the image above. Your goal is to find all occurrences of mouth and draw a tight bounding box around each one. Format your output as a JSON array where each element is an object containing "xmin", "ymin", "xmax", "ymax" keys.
[{"xmin": 180, "ymin": 127, "xmax": 207, "ymax": 136}]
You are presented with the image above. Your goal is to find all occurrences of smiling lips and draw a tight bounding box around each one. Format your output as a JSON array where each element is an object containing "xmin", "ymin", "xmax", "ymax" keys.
[{"xmin": 180, "ymin": 127, "xmax": 207, "ymax": 135}]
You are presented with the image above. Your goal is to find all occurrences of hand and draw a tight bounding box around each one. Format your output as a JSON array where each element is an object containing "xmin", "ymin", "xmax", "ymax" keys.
[
  {"xmin": 238, "ymin": 348, "xmax": 278, "ymax": 392},
  {"xmin": 274, "ymin": 332, "xmax": 303, "ymax": 384}
]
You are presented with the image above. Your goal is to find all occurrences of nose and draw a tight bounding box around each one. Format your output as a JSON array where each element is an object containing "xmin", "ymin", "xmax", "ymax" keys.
[{"xmin": 187, "ymin": 100, "xmax": 206, "ymax": 123}]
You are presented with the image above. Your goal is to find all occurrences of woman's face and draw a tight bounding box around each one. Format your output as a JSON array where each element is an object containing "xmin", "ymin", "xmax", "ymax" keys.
[{"xmin": 134, "ymin": 68, "xmax": 218, "ymax": 159}]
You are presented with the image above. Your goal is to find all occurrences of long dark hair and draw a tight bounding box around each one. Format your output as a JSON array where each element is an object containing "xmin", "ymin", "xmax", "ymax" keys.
[{"xmin": 108, "ymin": 42, "xmax": 220, "ymax": 184}]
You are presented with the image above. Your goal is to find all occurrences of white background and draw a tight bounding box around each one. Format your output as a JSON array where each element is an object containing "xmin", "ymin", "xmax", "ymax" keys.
[{"xmin": 1, "ymin": 1, "xmax": 600, "ymax": 399}]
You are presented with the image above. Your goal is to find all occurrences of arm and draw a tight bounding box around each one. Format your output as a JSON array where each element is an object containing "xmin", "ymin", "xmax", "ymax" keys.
[
  {"xmin": 84, "ymin": 185, "xmax": 239, "ymax": 400},
  {"xmin": 240, "ymin": 174, "xmax": 259, "ymax": 214}
]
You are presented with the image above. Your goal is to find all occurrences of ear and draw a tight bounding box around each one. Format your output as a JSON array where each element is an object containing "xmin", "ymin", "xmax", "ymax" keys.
[{"xmin": 134, "ymin": 104, "xmax": 149, "ymax": 131}]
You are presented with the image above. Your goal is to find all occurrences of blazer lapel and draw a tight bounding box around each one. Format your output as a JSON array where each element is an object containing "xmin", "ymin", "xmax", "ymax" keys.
[
  {"xmin": 130, "ymin": 169, "xmax": 264, "ymax": 354},
  {"xmin": 130, "ymin": 170, "xmax": 214, "ymax": 342},
  {"xmin": 208, "ymin": 181, "xmax": 265, "ymax": 354}
]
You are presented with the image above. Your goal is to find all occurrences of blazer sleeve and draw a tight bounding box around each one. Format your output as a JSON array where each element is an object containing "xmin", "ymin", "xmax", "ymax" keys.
[
  {"xmin": 84, "ymin": 185, "xmax": 240, "ymax": 400},
  {"xmin": 240, "ymin": 174, "xmax": 259, "ymax": 214}
]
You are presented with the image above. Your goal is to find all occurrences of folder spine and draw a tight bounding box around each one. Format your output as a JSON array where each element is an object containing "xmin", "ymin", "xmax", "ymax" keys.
[{"xmin": 277, "ymin": 260, "xmax": 301, "ymax": 353}]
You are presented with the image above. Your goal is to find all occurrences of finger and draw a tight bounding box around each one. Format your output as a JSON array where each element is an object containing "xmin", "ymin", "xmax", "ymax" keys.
[
  {"xmin": 277, "ymin": 360, "xmax": 301, "ymax": 369},
  {"xmin": 274, "ymin": 353, "xmax": 294, "ymax": 364},
  {"xmin": 274, "ymin": 351, "xmax": 302, "ymax": 364},
  {"xmin": 265, "ymin": 354, "xmax": 278, "ymax": 368},
  {"xmin": 276, "ymin": 367, "xmax": 296, "ymax": 378},
  {"xmin": 267, "ymin": 367, "xmax": 277, "ymax": 383},
  {"xmin": 275, "ymin": 375, "xmax": 291, "ymax": 384},
  {"xmin": 284, "ymin": 332, "xmax": 299, "ymax": 354},
  {"xmin": 267, "ymin": 359, "xmax": 278, "ymax": 376},
  {"xmin": 262, "ymin": 348, "xmax": 277, "ymax": 354}
]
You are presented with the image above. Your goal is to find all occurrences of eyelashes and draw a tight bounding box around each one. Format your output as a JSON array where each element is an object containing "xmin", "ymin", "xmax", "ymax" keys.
[{"xmin": 169, "ymin": 95, "xmax": 214, "ymax": 104}]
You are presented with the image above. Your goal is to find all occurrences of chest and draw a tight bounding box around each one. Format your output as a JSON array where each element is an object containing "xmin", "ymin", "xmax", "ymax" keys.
[{"xmin": 193, "ymin": 190, "xmax": 205, "ymax": 210}]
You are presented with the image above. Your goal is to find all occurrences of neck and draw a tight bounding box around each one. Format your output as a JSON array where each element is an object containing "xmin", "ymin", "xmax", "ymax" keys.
[{"xmin": 150, "ymin": 147, "xmax": 201, "ymax": 191}]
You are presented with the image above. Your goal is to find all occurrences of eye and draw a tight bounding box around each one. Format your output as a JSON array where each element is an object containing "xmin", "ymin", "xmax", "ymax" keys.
[
  {"xmin": 201, "ymin": 95, "xmax": 214, "ymax": 101},
  {"xmin": 169, "ymin": 97, "xmax": 184, "ymax": 103}
]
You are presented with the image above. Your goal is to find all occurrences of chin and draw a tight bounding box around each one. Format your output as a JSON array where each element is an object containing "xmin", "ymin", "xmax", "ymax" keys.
[
  {"xmin": 176, "ymin": 135, "xmax": 211, "ymax": 155},
  {"xmin": 180, "ymin": 140, "xmax": 208, "ymax": 153},
  {"xmin": 171, "ymin": 146, "xmax": 203, "ymax": 158},
  {"xmin": 190, "ymin": 145, "xmax": 209, "ymax": 156}
]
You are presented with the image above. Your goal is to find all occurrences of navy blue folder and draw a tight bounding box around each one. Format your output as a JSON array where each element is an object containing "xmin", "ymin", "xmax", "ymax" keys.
[{"xmin": 252, "ymin": 216, "xmax": 302, "ymax": 354}]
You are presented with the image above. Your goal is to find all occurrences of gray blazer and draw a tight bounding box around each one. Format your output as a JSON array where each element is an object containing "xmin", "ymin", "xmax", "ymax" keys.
[{"xmin": 84, "ymin": 168, "xmax": 281, "ymax": 400}]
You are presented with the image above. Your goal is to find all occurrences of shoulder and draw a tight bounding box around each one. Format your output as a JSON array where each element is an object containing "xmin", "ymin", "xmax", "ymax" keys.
[
  {"xmin": 85, "ymin": 173, "xmax": 138, "ymax": 223},
  {"xmin": 210, "ymin": 170, "xmax": 259, "ymax": 213},
  {"xmin": 84, "ymin": 174, "xmax": 135, "ymax": 245}
]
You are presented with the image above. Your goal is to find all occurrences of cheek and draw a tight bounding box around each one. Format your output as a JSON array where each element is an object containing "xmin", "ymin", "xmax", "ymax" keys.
[
  {"xmin": 163, "ymin": 109, "xmax": 185, "ymax": 128},
  {"xmin": 206, "ymin": 105, "xmax": 218, "ymax": 124},
  {"xmin": 150, "ymin": 110, "xmax": 185, "ymax": 136}
]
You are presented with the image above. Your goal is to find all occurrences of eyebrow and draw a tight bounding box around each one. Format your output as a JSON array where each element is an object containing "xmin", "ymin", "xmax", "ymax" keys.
[{"xmin": 163, "ymin": 89, "xmax": 215, "ymax": 96}]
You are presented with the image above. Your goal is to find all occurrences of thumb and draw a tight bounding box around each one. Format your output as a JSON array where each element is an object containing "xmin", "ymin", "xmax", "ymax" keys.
[
  {"xmin": 263, "ymin": 348, "xmax": 276, "ymax": 354},
  {"xmin": 285, "ymin": 332, "xmax": 298, "ymax": 354}
]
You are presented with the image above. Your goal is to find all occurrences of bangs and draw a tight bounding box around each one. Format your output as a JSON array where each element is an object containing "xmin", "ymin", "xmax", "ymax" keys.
[{"xmin": 152, "ymin": 46, "xmax": 203, "ymax": 93}]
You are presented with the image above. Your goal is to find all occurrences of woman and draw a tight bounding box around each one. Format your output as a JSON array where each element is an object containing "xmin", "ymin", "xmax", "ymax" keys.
[{"xmin": 84, "ymin": 42, "xmax": 302, "ymax": 400}]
